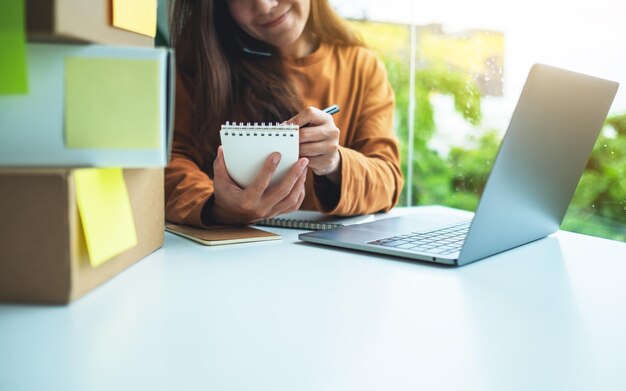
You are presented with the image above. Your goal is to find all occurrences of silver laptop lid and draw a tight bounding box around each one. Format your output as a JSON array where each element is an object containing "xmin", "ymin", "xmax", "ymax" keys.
[{"xmin": 457, "ymin": 64, "xmax": 618, "ymax": 265}]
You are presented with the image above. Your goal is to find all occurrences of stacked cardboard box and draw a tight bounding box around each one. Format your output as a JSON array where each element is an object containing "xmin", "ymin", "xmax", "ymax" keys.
[{"xmin": 0, "ymin": 0, "xmax": 172, "ymax": 304}]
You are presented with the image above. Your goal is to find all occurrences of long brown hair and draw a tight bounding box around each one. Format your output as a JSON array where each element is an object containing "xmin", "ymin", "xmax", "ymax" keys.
[{"xmin": 170, "ymin": 0, "xmax": 362, "ymax": 172}]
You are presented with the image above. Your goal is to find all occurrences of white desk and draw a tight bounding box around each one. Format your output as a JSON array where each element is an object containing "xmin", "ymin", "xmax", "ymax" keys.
[{"xmin": 1, "ymin": 207, "xmax": 626, "ymax": 391}]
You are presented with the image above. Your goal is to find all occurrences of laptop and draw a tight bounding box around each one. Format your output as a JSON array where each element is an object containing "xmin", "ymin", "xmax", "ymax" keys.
[{"xmin": 299, "ymin": 64, "xmax": 619, "ymax": 266}]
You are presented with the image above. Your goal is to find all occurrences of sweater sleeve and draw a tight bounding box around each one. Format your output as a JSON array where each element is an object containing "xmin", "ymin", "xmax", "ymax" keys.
[
  {"xmin": 313, "ymin": 54, "xmax": 403, "ymax": 215},
  {"xmin": 164, "ymin": 73, "xmax": 214, "ymax": 227}
]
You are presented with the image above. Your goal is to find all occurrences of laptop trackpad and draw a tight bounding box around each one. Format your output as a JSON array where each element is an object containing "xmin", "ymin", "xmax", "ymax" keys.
[{"xmin": 347, "ymin": 212, "xmax": 470, "ymax": 236}]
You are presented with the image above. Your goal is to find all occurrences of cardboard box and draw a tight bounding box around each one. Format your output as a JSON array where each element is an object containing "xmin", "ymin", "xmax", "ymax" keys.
[
  {"xmin": 0, "ymin": 168, "xmax": 164, "ymax": 304},
  {"xmin": 0, "ymin": 43, "xmax": 174, "ymax": 167},
  {"xmin": 26, "ymin": 0, "xmax": 155, "ymax": 47}
]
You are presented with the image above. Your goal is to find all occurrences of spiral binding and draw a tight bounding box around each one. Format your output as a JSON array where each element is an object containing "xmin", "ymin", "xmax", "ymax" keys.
[
  {"xmin": 221, "ymin": 122, "xmax": 298, "ymax": 137},
  {"xmin": 257, "ymin": 217, "xmax": 343, "ymax": 230}
]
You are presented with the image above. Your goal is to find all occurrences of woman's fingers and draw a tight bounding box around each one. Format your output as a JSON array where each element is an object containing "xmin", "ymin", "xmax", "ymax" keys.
[
  {"xmin": 265, "ymin": 158, "xmax": 308, "ymax": 205},
  {"xmin": 299, "ymin": 123, "xmax": 338, "ymax": 144},
  {"xmin": 212, "ymin": 146, "xmax": 228, "ymax": 182},
  {"xmin": 278, "ymin": 181, "xmax": 306, "ymax": 215},
  {"xmin": 300, "ymin": 139, "xmax": 339, "ymax": 158},
  {"xmin": 213, "ymin": 146, "xmax": 240, "ymax": 188},
  {"xmin": 287, "ymin": 106, "xmax": 317, "ymax": 127},
  {"xmin": 287, "ymin": 106, "xmax": 332, "ymax": 128},
  {"xmin": 246, "ymin": 152, "xmax": 281, "ymax": 195},
  {"xmin": 272, "ymin": 167, "xmax": 307, "ymax": 215},
  {"xmin": 290, "ymin": 107, "xmax": 339, "ymax": 176}
]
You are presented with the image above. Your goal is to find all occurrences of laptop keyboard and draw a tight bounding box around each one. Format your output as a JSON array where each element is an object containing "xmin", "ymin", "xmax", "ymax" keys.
[{"xmin": 367, "ymin": 221, "xmax": 471, "ymax": 256}]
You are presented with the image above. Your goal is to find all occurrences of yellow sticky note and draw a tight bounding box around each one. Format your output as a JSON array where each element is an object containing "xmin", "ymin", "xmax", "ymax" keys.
[
  {"xmin": 0, "ymin": 0, "xmax": 28, "ymax": 94},
  {"xmin": 112, "ymin": 0, "xmax": 157, "ymax": 37},
  {"xmin": 65, "ymin": 57, "xmax": 160, "ymax": 149},
  {"xmin": 75, "ymin": 168, "xmax": 138, "ymax": 267}
]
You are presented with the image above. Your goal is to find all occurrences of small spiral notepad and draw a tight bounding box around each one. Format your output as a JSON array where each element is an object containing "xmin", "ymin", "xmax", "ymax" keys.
[{"xmin": 220, "ymin": 122, "xmax": 299, "ymax": 188}]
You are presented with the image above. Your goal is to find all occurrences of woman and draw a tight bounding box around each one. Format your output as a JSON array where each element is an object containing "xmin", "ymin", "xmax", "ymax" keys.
[{"xmin": 166, "ymin": 0, "xmax": 403, "ymax": 226}]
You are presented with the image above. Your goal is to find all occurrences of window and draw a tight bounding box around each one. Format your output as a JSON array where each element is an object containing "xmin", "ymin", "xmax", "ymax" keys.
[{"xmin": 332, "ymin": 0, "xmax": 626, "ymax": 241}]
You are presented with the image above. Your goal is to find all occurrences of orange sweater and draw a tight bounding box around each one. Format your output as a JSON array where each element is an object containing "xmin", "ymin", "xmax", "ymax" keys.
[{"xmin": 165, "ymin": 43, "xmax": 403, "ymax": 227}]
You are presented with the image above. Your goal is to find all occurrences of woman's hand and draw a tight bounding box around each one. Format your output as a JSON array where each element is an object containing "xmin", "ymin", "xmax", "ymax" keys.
[
  {"xmin": 208, "ymin": 146, "xmax": 309, "ymax": 225},
  {"xmin": 288, "ymin": 107, "xmax": 342, "ymax": 183}
]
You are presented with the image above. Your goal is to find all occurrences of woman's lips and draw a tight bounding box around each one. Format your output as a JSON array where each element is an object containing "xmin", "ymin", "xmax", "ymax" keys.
[{"xmin": 260, "ymin": 9, "xmax": 290, "ymax": 28}]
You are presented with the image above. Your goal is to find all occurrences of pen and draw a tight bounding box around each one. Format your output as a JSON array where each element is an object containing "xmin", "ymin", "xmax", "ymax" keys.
[
  {"xmin": 294, "ymin": 105, "xmax": 340, "ymax": 128},
  {"xmin": 323, "ymin": 104, "xmax": 340, "ymax": 115}
]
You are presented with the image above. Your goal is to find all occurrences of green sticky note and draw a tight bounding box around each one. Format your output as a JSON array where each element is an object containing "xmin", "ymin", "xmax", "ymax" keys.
[
  {"xmin": 75, "ymin": 168, "xmax": 138, "ymax": 267},
  {"xmin": 0, "ymin": 0, "xmax": 28, "ymax": 94},
  {"xmin": 65, "ymin": 57, "xmax": 160, "ymax": 149}
]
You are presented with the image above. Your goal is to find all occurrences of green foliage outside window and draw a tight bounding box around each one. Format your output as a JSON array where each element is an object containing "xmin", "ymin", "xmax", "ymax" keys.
[
  {"xmin": 561, "ymin": 114, "xmax": 626, "ymax": 241},
  {"xmin": 351, "ymin": 20, "xmax": 626, "ymax": 242}
]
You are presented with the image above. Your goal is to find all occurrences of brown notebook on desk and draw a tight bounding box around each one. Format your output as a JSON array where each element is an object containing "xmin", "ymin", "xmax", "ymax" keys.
[{"xmin": 165, "ymin": 223, "xmax": 281, "ymax": 246}]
